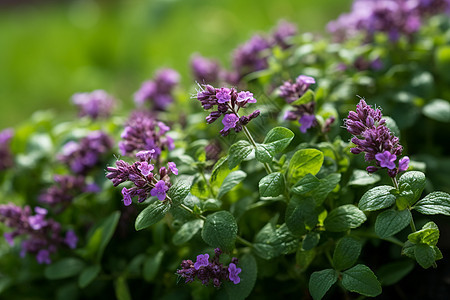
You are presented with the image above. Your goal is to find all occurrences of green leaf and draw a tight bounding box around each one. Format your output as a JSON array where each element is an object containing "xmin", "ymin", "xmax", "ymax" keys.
[
  {"xmin": 291, "ymin": 173, "xmax": 321, "ymax": 195},
  {"xmin": 114, "ymin": 276, "xmax": 131, "ymax": 300},
  {"xmin": 45, "ymin": 258, "xmax": 85, "ymax": 280},
  {"xmin": 302, "ymin": 232, "xmax": 320, "ymax": 251},
  {"xmin": 253, "ymin": 223, "xmax": 299, "ymax": 260},
  {"xmin": 143, "ymin": 250, "xmax": 164, "ymax": 281},
  {"xmin": 342, "ymin": 264, "xmax": 382, "ymax": 297},
  {"xmin": 358, "ymin": 186, "xmax": 396, "ymax": 211},
  {"xmin": 413, "ymin": 191, "xmax": 450, "ymax": 216},
  {"xmin": 211, "ymin": 156, "xmax": 231, "ymax": 184},
  {"xmin": 135, "ymin": 201, "xmax": 170, "ymax": 231},
  {"xmin": 376, "ymin": 260, "xmax": 415, "ymax": 286},
  {"xmin": 398, "ymin": 171, "xmax": 426, "ymax": 205},
  {"xmin": 255, "ymin": 127, "xmax": 295, "ymax": 163},
  {"xmin": 309, "ymin": 269, "xmax": 337, "ymax": 300},
  {"xmin": 224, "ymin": 254, "xmax": 257, "ymax": 300},
  {"xmin": 285, "ymin": 196, "xmax": 318, "ymax": 236},
  {"xmin": 296, "ymin": 249, "xmax": 316, "ymax": 271},
  {"xmin": 407, "ymin": 222, "xmax": 439, "ymax": 246},
  {"xmin": 375, "ymin": 209, "xmax": 411, "ymax": 238},
  {"xmin": 414, "ymin": 244, "xmax": 436, "ymax": 269},
  {"xmin": 291, "ymin": 89, "xmax": 315, "ymax": 106},
  {"xmin": 78, "ymin": 265, "xmax": 101, "ymax": 288},
  {"xmin": 402, "ymin": 241, "xmax": 416, "ymax": 259},
  {"xmin": 310, "ymin": 173, "xmax": 341, "ymax": 205},
  {"xmin": 287, "ymin": 149, "xmax": 324, "ymax": 184},
  {"xmin": 201, "ymin": 211, "xmax": 238, "ymax": 252},
  {"xmin": 323, "ymin": 205, "xmax": 367, "ymax": 232},
  {"xmin": 333, "ymin": 236, "xmax": 362, "ymax": 271},
  {"xmin": 172, "ymin": 219, "xmax": 204, "ymax": 245},
  {"xmin": 218, "ymin": 170, "xmax": 247, "ymax": 199},
  {"xmin": 348, "ymin": 169, "xmax": 381, "ymax": 186},
  {"xmin": 228, "ymin": 140, "xmax": 253, "ymax": 169},
  {"xmin": 259, "ymin": 172, "xmax": 285, "ymax": 197},
  {"xmin": 191, "ymin": 174, "xmax": 209, "ymax": 199},
  {"xmin": 168, "ymin": 179, "xmax": 191, "ymax": 206},
  {"xmin": 423, "ymin": 99, "xmax": 450, "ymax": 122}
]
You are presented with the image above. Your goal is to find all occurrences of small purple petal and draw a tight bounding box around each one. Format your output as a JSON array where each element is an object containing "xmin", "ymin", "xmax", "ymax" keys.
[
  {"xmin": 138, "ymin": 161, "xmax": 154, "ymax": 176},
  {"xmin": 64, "ymin": 230, "xmax": 78, "ymax": 249},
  {"xmin": 216, "ymin": 88, "xmax": 231, "ymax": 104},
  {"xmin": 398, "ymin": 156, "xmax": 410, "ymax": 172},
  {"xmin": 299, "ymin": 114, "xmax": 316, "ymax": 133},
  {"xmin": 150, "ymin": 180, "xmax": 169, "ymax": 201},
  {"xmin": 168, "ymin": 162, "xmax": 178, "ymax": 175},
  {"xmin": 36, "ymin": 249, "xmax": 51, "ymax": 264},
  {"xmin": 4, "ymin": 232, "xmax": 14, "ymax": 246},
  {"xmin": 222, "ymin": 114, "xmax": 239, "ymax": 132},
  {"xmin": 122, "ymin": 187, "xmax": 133, "ymax": 206},
  {"xmin": 228, "ymin": 263, "xmax": 242, "ymax": 284},
  {"xmin": 375, "ymin": 151, "xmax": 397, "ymax": 169},
  {"xmin": 194, "ymin": 253, "xmax": 210, "ymax": 270}
]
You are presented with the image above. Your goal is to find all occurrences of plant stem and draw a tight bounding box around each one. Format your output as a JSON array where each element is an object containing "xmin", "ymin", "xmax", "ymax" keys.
[
  {"xmin": 353, "ymin": 230, "xmax": 404, "ymax": 247},
  {"xmin": 236, "ymin": 236, "xmax": 253, "ymax": 247},
  {"xmin": 242, "ymin": 125, "xmax": 273, "ymax": 174},
  {"xmin": 409, "ymin": 215, "xmax": 417, "ymax": 232}
]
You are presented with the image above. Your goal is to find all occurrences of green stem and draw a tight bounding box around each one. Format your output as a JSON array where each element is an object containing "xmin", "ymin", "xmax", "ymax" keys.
[
  {"xmin": 236, "ymin": 236, "xmax": 253, "ymax": 247},
  {"xmin": 409, "ymin": 214, "xmax": 417, "ymax": 232},
  {"xmin": 353, "ymin": 230, "xmax": 404, "ymax": 247},
  {"xmin": 199, "ymin": 168, "xmax": 216, "ymax": 198},
  {"xmin": 242, "ymin": 126, "xmax": 273, "ymax": 174}
]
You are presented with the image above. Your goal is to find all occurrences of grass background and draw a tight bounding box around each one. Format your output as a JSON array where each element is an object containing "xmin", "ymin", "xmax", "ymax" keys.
[{"xmin": 0, "ymin": 0, "xmax": 352, "ymax": 128}]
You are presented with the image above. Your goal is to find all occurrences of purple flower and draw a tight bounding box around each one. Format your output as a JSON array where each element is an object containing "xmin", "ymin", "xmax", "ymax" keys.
[
  {"xmin": 122, "ymin": 187, "xmax": 133, "ymax": 206},
  {"xmin": 28, "ymin": 214, "xmax": 47, "ymax": 230},
  {"xmin": 190, "ymin": 54, "xmax": 222, "ymax": 84},
  {"xmin": 216, "ymin": 88, "xmax": 232, "ymax": 104},
  {"xmin": 36, "ymin": 249, "xmax": 51, "ymax": 264},
  {"xmin": 136, "ymin": 150, "xmax": 155, "ymax": 162},
  {"xmin": 271, "ymin": 20, "xmax": 298, "ymax": 49},
  {"xmin": 38, "ymin": 175, "xmax": 86, "ymax": 211},
  {"xmin": 64, "ymin": 230, "xmax": 78, "ymax": 249},
  {"xmin": 297, "ymin": 75, "xmax": 316, "ymax": 85},
  {"xmin": 194, "ymin": 253, "xmax": 210, "ymax": 270},
  {"xmin": 168, "ymin": 162, "xmax": 178, "ymax": 175},
  {"xmin": 236, "ymin": 91, "xmax": 256, "ymax": 104},
  {"xmin": 222, "ymin": 114, "xmax": 239, "ymax": 132},
  {"xmin": 399, "ymin": 156, "xmax": 410, "ymax": 172},
  {"xmin": 150, "ymin": 180, "xmax": 169, "ymax": 201},
  {"xmin": 299, "ymin": 114, "xmax": 316, "ymax": 133},
  {"xmin": 232, "ymin": 35, "xmax": 271, "ymax": 81},
  {"xmin": 375, "ymin": 151, "xmax": 397, "ymax": 169},
  {"xmin": 228, "ymin": 263, "xmax": 242, "ymax": 284},
  {"xmin": 4, "ymin": 232, "xmax": 14, "ymax": 246},
  {"xmin": 279, "ymin": 75, "xmax": 316, "ymax": 103},
  {"xmin": 71, "ymin": 90, "xmax": 116, "ymax": 120},
  {"xmin": 0, "ymin": 128, "xmax": 14, "ymax": 171},
  {"xmin": 138, "ymin": 162, "xmax": 154, "ymax": 176}
]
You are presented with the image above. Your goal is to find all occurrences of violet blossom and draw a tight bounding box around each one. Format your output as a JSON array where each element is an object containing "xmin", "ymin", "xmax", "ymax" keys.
[
  {"xmin": 190, "ymin": 54, "xmax": 222, "ymax": 84},
  {"xmin": 71, "ymin": 90, "xmax": 116, "ymax": 120},
  {"xmin": 270, "ymin": 20, "xmax": 298, "ymax": 49},
  {"xmin": 0, "ymin": 128, "xmax": 14, "ymax": 171},
  {"xmin": 38, "ymin": 175, "xmax": 86, "ymax": 212}
]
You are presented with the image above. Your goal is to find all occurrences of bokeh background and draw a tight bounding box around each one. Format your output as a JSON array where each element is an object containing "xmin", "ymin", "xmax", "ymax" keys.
[{"xmin": 0, "ymin": 0, "xmax": 353, "ymax": 129}]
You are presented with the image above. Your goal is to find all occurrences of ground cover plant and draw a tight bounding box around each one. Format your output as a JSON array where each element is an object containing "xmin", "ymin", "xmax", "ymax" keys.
[{"xmin": 1, "ymin": 0, "xmax": 450, "ymax": 299}]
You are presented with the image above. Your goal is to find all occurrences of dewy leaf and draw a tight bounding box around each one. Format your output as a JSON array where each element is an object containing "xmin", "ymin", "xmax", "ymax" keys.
[
  {"xmin": 309, "ymin": 269, "xmax": 338, "ymax": 300},
  {"xmin": 255, "ymin": 127, "xmax": 294, "ymax": 163},
  {"xmin": 201, "ymin": 211, "xmax": 238, "ymax": 252},
  {"xmin": 348, "ymin": 169, "xmax": 381, "ymax": 186},
  {"xmin": 413, "ymin": 191, "xmax": 450, "ymax": 216},
  {"xmin": 342, "ymin": 264, "xmax": 382, "ymax": 297},
  {"xmin": 288, "ymin": 149, "xmax": 324, "ymax": 184},
  {"xmin": 333, "ymin": 236, "xmax": 362, "ymax": 271},
  {"xmin": 211, "ymin": 156, "xmax": 231, "ymax": 184},
  {"xmin": 228, "ymin": 140, "xmax": 253, "ymax": 169},
  {"xmin": 358, "ymin": 185, "xmax": 396, "ymax": 211},
  {"xmin": 172, "ymin": 219, "xmax": 204, "ymax": 246},
  {"xmin": 423, "ymin": 99, "xmax": 450, "ymax": 123},
  {"xmin": 374, "ymin": 209, "xmax": 411, "ymax": 239},
  {"xmin": 323, "ymin": 205, "xmax": 367, "ymax": 232},
  {"xmin": 414, "ymin": 244, "xmax": 436, "ymax": 269},
  {"xmin": 135, "ymin": 201, "xmax": 171, "ymax": 231},
  {"xmin": 291, "ymin": 89, "xmax": 315, "ymax": 106},
  {"xmin": 45, "ymin": 257, "xmax": 85, "ymax": 280},
  {"xmin": 259, "ymin": 172, "xmax": 285, "ymax": 197},
  {"xmin": 218, "ymin": 170, "xmax": 247, "ymax": 199},
  {"xmin": 253, "ymin": 223, "xmax": 299, "ymax": 260},
  {"xmin": 407, "ymin": 221, "xmax": 439, "ymax": 246},
  {"xmin": 78, "ymin": 265, "xmax": 101, "ymax": 288},
  {"xmin": 310, "ymin": 173, "xmax": 341, "ymax": 205},
  {"xmin": 291, "ymin": 173, "xmax": 321, "ymax": 195},
  {"xmin": 376, "ymin": 260, "xmax": 415, "ymax": 286},
  {"xmin": 285, "ymin": 196, "xmax": 318, "ymax": 236},
  {"xmin": 168, "ymin": 179, "xmax": 191, "ymax": 206},
  {"xmin": 398, "ymin": 171, "xmax": 426, "ymax": 205},
  {"xmin": 224, "ymin": 254, "xmax": 257, "ymax": 300}
]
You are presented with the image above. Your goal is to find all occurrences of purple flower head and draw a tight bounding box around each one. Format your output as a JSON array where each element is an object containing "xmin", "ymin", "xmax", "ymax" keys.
[
  {"xmin": 216, "ymin": 88, "xmax": 232, "ymax": 104},
  {"xmin": 236, "ymin": 91, "xmax": 256, "ymax": 104},
  {"xmin": 297, "ymin": 75, "xmax": 316, "ymax": 86},
  {"xmin": 399, "ymin": 156, "xmax": 410, "ymax": 172},
  {"xmin": 122, "ymin": 187, "xmax": 133, "ymax": 206},
  {"xmin": 134, "ymin": 81, "xmax": 156, "ymax": 106},
  {"xmin": 271, "ymin": 20, "xmax": 298, "ymax": 49},
  {"xmin": 222, "ymin": 114, "xmax": 239, "ymax": 132},
  {"xmin": 232, "ymin": 35, "xmax": 271, "ymax": 81},
  {"xmin": 375, "ymin": 151, "xmax": 397, "ymax": 169},
  {"xmin": 4, "ymin": 232, "xmax": 14, "ymax": 246},
  {"xmin": 228, "ymin": 263, "xmax": 242, "ymax": 284},
  {"xmin": 191, "ymin": 54, "xmax": 222, "ymax": 84},
  {"xmin": 279, "ymin": 75, "xmax": 315, "ymax": 103},
  {"xmin": 64, "ymin": 230, "xmax": 78, "ymax": 249},
  {"xmin": 71, "ymin": 90, "xmax": 116, "ymax": 120},
  {"xmin": 138, "ymin": 161, "xmax": 154, "ymax": 176},
  {"xmin": 194, "ymin": 253, "xmax": 210, "ymax": 270},
  {"xmin": 299, "ymin": 114, "xmax": 316, "ymax": 133},
  {"xmin": 0, "ymin": 128, "xmax": 14, "ymax": 170},
  {"xmin": 36, "ymin": 249, "xmax": 51, "ymax": 264},
  {"xmin": 150, "ymin": 180, "xmax": 169, "ymax": 201},
  {"xmin": 38, "ymin": 175, "xmax": 86, "ymax": 211},
  {"xmin": 168, "ymin": 162, "xmax": 178, "ymax": 175}
]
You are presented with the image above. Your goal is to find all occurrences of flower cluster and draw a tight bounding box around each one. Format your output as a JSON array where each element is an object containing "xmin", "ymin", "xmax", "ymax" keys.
[
  {"xmin": 38, "ymin": 175, "xmax": 87, "ymax": 211},
  {"xmin": 0, "ymin": 203, "xmax": 78, "ymax": 264},
  {"xmin": 71, "ymin": 90, "xmax": 116, "ymax": 120},
  {"xmin": 134, "ymin": 68, "xmax": 180, "ymax": 111},
  {"xmin": 0, "ymin": 128, "xmax": 14, "ymax": 171},
  {"xmin": 106, "ymin": 149, "xmax": 178, "ymax": 206},
  {"xmin": 118, "ymin": 111, "xmax": 174, "ymax": 158},
  {"xmin": 59, "ymin": 131, "xmax": 113, "ymax": 175},
  {"xmin": 346, "ymin": 99, "xmax": 410, "ymax": 177},
  {"xmin": 177, "ymin": 248, "xmax": 241, "ymax": 287},
  {"xmin": 196, "ymin": 84, "xmax": 260, "ymax": 136},
  {"xmin": 190, "ymin": 54, "xmax": 222, "ymax": 85}
]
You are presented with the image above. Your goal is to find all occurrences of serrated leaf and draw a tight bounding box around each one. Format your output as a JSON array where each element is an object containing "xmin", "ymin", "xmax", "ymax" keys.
[
  {"xmin": 224, "ymin": 254, "xmax": 257, "ymax": 300},
  {"xmin": 333, "ymin": 236, "xmax": 362, "ymax": 271},
  {"xmin": 45, "ymin": 258, "xmax": 85, "ymax": 280},
  {"xmin": 253, "ymin": 223, "xmax": 299, "ymax": 260},
  {"xmin": 423, "ymin": 99, "xmax": 450, "ymax": 122},
  {"xmin": 302, "ymin": 232, "xmax": 320, "ymax": 250},
  {"xmin": 375, "ymin": 209, "xmax": 411, "ymax": 238},
  {"xmin": 414, "ymin": 244, "xmax": 436, "ymax": 269},
  {"xmin": 398, "ymin": 171, "xmax": 426, "ymax": 205},
  {"xmin": 376, "ymin": 260, "xmax": 415, "ymax": 286},
  {"xmin": 413, "ymin": 191, "xmax": 450, "ymax": 216},
  {"xmin": 407, "ymin": 222, "xmax": 439, "ymax": 246},
  {"xmin": 135, "ymin": 201, "xmax": 170, "ymax": 231},
  {"xmin": 168, "ymin": 179, "xmax": 191, "ymax": 206},
  {"xmin": 323, "ymin": 205, "xmax": 367, "ymax": 232},
  {"xmin": 286, "ymin": 196, "xmax": 318, "ymax": 236},
  {"xmin": 288, "ymin": 149, "xmax": 324, "ymax": 184},
  {"xmin": 228, "ymin": 140, "xmax": 253, "ymax": 169},
  {"xmin": 172, "ymin": 219, "xmax": 204, "ymax": 245},
  {"xmin": 259, "ymin": 172, "xmax": 285, "ymax": 197},
  {"xmin": 341, "ymin": 264, "xmax": 382, "ymax": 297},
  {"xmin": 291, "ymin": 89, "xmax": 315, "ymax": 106},
  {"xmin": 201, "ymin": 211, "xmax": 237, "ymax": 252},
  {"xmin": 309, "ymin": 269, "xmax": 337, "ymax": 300},
  {"xmin": 348, "ymin": 169, "xmax": 381, "ymax": 186},
  {"xmin": 291, "ymin": 173, "xmax": 321, "ymax": 195},
  {"xmin": 143, "ymin": 250, "xmax": 164, "ymax": 281},
  {"xmin": 359, "ymin": 185, "xmax": 396, "ymax": 211},
  {"xmin": 218, "ymin": 170, "xmax": 247, "ymax": 199},
  {"xmin": 78, "ymin": 265, "xmax": 101, "ymax": 288}
]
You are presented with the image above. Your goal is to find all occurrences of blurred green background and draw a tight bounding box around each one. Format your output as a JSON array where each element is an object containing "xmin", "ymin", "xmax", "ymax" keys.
[{"xmin": 0, "ymin": 0, "xmax": 352, "ymax": 129}]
